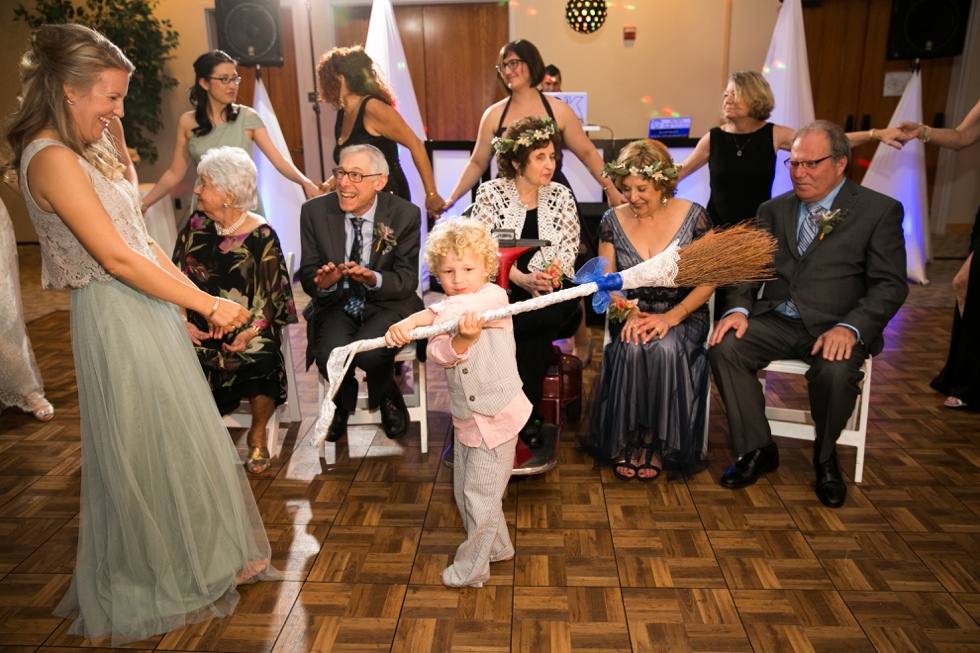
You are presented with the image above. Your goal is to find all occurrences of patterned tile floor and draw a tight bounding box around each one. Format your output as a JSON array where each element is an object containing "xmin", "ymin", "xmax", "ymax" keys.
[{"xmin": 2, "ymin": 249, "xmax": 979, "ymax": 652}]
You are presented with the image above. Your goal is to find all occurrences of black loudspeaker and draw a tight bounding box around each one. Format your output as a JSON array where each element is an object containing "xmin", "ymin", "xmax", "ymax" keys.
[
  {"xmin": 215, "ymin": 0, "xmax": 284, "ymax": 67},
  {"xmin": 886, "ymin": 0, "xmax": 972, "ymax": 60}
]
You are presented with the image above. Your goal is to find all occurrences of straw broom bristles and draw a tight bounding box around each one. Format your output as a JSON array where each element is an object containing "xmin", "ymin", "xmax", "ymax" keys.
[{"xmin": 673, "ymin": 223, "xmax": 777, "ymax": 288}]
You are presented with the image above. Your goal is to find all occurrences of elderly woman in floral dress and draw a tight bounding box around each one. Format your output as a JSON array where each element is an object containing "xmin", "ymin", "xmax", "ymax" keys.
[{"xmin": 172, "ymin": 146, "xmax": 297, "ymax": 474}]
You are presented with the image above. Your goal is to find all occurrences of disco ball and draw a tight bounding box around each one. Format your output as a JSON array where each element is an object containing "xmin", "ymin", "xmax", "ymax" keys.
[{"xmin": 566, "ymin": 0, "xmax": 608, "ymax": 34}]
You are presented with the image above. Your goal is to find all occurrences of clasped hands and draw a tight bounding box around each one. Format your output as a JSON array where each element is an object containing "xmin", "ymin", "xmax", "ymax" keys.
[
  {"xmin": 184, "ymin": 298, "xmax": 256, "ymax": 351},
  {"xmin": 621, "ymin": 310, "xmax": 672, "ymax": 345},
  {"xmin": 709, "ymin": 312, "xmax": 857, "ymax": 361},
  {"xmin": 313, "ymin": 261, "xmax": 377, "ymax": 290}
]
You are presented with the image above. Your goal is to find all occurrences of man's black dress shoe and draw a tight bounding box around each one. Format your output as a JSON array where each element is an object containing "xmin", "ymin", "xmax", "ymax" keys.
[
  {"xmin": 814, "ymin": 452, "xmax": 846, "ymax": 508},
  {"xmin": 720, "ymin": 442, "xmax": 779, "ymax": 488},
  {"xmin": 380, "ymin": 388, "xmax": 409, "ymax": 439},
  {"xmin": 326, "ymin": 406, "xmax": 349, "ymax": 443}
]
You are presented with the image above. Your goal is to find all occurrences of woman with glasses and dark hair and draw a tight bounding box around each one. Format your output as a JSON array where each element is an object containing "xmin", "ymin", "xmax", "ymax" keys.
[
  {"xmin": 141, "ymin": 50, "xmax": 321, "ymax": 218},
  {"xmin": 443, "ymin": 40, "xmax": 625, "ymax": 213},
  {"xmin": 445, "ymin": 39, "xmax": 624, "ymax": 365},
  {"xmin": 317, "ymin": 46, "xmax": 445, "ymax": 217}
]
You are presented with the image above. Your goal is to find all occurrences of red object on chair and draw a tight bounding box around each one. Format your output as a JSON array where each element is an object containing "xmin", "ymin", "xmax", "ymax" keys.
[
  {"xmin": 495, "ymin": 247, "xmax": 536, "ymax": 291},
  {"xmin": 539, "ymin": 347, "xmax": 582, "ymax": 425}
]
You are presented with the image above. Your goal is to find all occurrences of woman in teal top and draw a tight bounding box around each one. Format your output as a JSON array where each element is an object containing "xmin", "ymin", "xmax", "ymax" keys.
[{"xmin": 141, "ymin": 50, "xmax": 321, "ymax": 217}]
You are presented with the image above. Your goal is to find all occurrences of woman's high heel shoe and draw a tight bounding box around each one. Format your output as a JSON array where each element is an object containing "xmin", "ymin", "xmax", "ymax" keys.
[
  {"xmin": 245, "ymin": 446, "xmax": 271, "ymax": 474},
  {"xmin": 27, "ymin": 395, "xmax": 54, "ymax": 422}
]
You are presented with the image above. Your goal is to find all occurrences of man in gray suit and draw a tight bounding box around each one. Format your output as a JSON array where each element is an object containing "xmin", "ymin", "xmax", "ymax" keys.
[
  {"xmin": 708, "ymin": 120, "xmax": 908, "ymax": 508},
  {"xmin": 299, "ymin": 144, "xmax": 424, "ymax": 442}
]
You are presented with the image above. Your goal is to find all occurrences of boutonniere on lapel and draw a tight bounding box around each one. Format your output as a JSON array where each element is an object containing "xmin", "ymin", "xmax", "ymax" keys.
[
  {"xmin": 373, "ymin": 223, "xmax": 397, "ymax": 255},
  {"xmin": 813, "ymin": 208, "xmax": 850, "ymax": 241}
]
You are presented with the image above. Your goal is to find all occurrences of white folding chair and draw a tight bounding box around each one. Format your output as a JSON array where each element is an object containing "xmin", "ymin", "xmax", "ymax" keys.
[
  {"xmin": 317, "ymin": 266, "xmax": 429, "ymax": 457},
  {"xmin": 759, "ymin": 356, "xmax": 872, "ymax": 482},
  {"xmin": 222, "ymin": 252, "xmax": 301, "ymax": 457}
]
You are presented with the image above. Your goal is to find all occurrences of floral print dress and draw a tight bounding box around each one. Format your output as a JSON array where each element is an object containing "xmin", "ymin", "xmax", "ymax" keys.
[{"xmin": 173, "ymin": 212, "xmax": 298, "ymax": 414}]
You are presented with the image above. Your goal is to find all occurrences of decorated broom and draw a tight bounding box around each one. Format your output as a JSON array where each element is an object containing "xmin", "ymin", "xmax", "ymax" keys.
[{"xmin": 311, "ymin": 224, "xmax": 777, "ymax": 448}]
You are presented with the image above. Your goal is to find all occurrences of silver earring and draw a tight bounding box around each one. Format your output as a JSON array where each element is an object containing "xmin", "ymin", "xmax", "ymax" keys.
[
  {"xmin": 66, "ymin": 98, "xmax": 75, "ymax": 105},
  {"xmin": 222, "ymin": 202, "xmax": 229, "ymax": 208},
  {"xmin": 661, "ymin": 197, "xmax": 668, "ymax": 207}
]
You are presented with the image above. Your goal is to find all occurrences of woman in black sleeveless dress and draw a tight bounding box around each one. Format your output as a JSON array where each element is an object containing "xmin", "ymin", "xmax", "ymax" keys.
[
  {"xmin": 898, "ymin": 98, "xmax": 980, "ymax": 408},
  {"xmin": 443, "ymin": 40, "xmax": 625, "ymax": 220},
  {"xmin": 318, "ymin": 46, "xmax": 445, "ymax": 216},
  {"xmin": 680, "ymin": 71, "xmax": 908, "ymax": 228}
]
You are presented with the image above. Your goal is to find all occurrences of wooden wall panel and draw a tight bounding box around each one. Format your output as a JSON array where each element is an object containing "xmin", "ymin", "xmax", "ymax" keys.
[
  {"xmin": 420, "ymin": 3, "xmax": 507, "ymax": 140},
  {"xmin": 394, "ymin": 5, "xmax": 428, "ymax": 131},
  {"xmin": 802, "ymin": 0, "xmax": 953, "ymax": 196},
  {"xmin": 332, "ymin": 2, "xmax": 507, "ymax": 142},
  {"xmin": 234, "ymin": 7, "xmax": 307, "ymax": 175},
  {"xmin": 801, "ymin": 0, "xmax": 870, "ymax": 131}
]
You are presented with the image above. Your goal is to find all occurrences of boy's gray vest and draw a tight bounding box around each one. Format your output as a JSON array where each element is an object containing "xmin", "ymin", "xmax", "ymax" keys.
[{"xmin": 444, "ymin": 328, "xmax": 523, "ymax": 419}]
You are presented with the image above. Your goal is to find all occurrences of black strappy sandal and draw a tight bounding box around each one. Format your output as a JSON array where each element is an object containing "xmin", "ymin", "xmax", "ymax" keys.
[
  {"xmin": 637, "ymin": 443, "xmax": 661, "ymax": 482},
  {"xmin": 614, "ymin": 443, "xmax": 638, "ymax": 481}
]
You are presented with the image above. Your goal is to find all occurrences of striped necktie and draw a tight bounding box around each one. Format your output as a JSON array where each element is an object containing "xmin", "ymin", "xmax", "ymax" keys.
[
  {"xmin": 798, "ymin": 202, "xmax": 824, "ymax": 255},
  {"xmin": 784, "ymin": 202, "xmax": 825, "ymax": 317},
  {"xmin": 343, "ymin": 217, "xmax": 366, "ymax": 319}
]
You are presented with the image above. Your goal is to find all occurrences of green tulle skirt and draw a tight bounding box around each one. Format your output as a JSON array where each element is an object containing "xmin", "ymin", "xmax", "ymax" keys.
[{"xmin": 53, "ymin": 278, "xmax": 280, "ymax": 646}]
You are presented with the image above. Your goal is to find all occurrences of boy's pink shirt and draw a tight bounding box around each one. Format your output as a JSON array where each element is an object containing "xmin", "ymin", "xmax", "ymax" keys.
[{"xmin": 426, "ymin": 284, "xmax": 533, "ymax": 450}]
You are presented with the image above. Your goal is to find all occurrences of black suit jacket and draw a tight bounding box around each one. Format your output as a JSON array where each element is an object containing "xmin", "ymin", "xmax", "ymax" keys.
[
  {"xmin": 299, "ymin": 192, "xmax": 424, "ymax": 365},
  {"xmin": 725, "ymin": 178, "xmax": 908, "ymax": 355}
]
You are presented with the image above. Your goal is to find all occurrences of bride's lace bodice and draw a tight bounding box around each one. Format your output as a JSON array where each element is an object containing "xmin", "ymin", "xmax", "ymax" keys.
[
  {"xmin": 20, "ymin": 138, "xmax": 155, "ymax": 289},
  {"xmin": 471, "ymin": 179, "xmax": 580, "ymax": 277}
]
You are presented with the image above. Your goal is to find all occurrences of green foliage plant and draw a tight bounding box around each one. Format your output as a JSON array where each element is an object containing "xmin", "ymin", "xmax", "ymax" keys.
[{"xmin": 14, "ymin": 0, "xmax": 179, "ymax": 164}]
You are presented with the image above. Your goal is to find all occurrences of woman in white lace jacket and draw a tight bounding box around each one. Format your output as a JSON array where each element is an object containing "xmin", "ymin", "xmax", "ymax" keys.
[{"xmin": 470, "ymin": 116, "xmax": 581, "ymax": 447}]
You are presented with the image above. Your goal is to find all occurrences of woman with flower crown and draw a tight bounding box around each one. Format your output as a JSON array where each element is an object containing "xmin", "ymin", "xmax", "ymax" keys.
[
  {"xmin": 579, "ymin": 140, "xmax": 714, "ymax": 481},
  {"xmin": 470, "ymin": 115, "xmax": 581, "ymax": 448},
  {"xmin": 445, "ymin": 39, "xmax": 624, "ymax": 364}
]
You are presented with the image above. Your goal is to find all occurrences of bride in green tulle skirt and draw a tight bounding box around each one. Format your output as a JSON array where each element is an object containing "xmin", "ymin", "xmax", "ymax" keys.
[{"xmin": 5, "ymin": 24, "xmax": 281, "ymax": 646}]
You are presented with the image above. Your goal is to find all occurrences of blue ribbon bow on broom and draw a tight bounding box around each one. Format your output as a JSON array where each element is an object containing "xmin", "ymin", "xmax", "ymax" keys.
[{"xmin": 310, "ymin": 224, "xmax": 777, "ymax": 448}]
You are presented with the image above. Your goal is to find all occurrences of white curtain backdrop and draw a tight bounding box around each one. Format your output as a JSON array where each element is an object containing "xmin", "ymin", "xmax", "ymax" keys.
[
  {"xmin": 365, "ymin": 0, "xmax": 429, "ymax": 280},
  {"xmin": 861, "ymin": 70, "xmax": 930, "ymax": 284},
  {"xmin": 251, "ymin": 77, "xmax": 305, "ymax": 263},
  {"xmin": 763, "ymin": 0, "xmax": 815, "ymax": 198}
]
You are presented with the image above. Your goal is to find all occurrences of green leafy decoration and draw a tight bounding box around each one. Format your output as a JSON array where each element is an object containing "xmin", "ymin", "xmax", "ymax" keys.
[{"xmin": 14, "ymin": 0, "xmax": 180, "ymax": 164}]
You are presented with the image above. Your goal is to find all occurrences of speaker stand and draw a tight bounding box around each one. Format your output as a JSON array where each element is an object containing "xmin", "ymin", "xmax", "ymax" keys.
[{"xmin": 306, "ymin": 0, "xmax": 325, "ymax": 181}]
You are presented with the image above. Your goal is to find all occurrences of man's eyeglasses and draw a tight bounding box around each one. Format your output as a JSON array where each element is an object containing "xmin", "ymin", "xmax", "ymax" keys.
[
  {"xmin": 495, "ymin": 59, "xmax": 524, "ymax": 74},
  {"xmin": 784, "ymin": 155, "xmax": 832, "ymax": 170},
  {"xmin": 333, "ymin": 167, "xmax": 383, "ymax": 183},
  {"xmin": 208, "ymin": 75, "xmax": 242, "ymax": 85}
]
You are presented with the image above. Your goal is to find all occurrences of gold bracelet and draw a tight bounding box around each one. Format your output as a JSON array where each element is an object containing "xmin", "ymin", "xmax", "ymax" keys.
[
  {"xmin": 677, "ymin": 303, "xmax": 690, "ymax": 319},
  {"xmin": 426, "ymin": 190, "xmax": 437, "ymax": 197},
  {"xmin": 205, "ymin": 296, "xmax": 219, "ymax": 320},
  {"xmin": 920, "ymin": 124, "xmax": 932, "ymax": 143},
  {"xmin": 869, "ymin": 128, "xmax": 876, "ymax": 141}
]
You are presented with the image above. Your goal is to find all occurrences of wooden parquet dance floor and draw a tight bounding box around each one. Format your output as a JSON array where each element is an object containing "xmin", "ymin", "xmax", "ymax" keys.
[{"xmin": 1, "ymin": 304, "xmax": 979, "ymax": 652}]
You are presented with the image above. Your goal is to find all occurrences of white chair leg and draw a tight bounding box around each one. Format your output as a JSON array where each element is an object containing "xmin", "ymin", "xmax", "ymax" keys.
[{"xmin": 418, "ymin": 359, "xmax": 428, "ymax": 454}]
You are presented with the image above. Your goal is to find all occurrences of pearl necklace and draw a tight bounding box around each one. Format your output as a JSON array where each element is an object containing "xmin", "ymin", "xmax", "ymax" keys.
[{"xmin": 215, "ymin": 210, "xmax": 248, "ymax": 236}]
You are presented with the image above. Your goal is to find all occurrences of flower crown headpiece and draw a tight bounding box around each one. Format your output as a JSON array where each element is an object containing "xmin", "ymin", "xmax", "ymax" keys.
[
  {"xmin": 491, "ymin": 117, "xmax": 557, "ymax": 155},
  {"xmin": 601, "ymin": 159, "xmax": 682, "ymax": 183}
]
